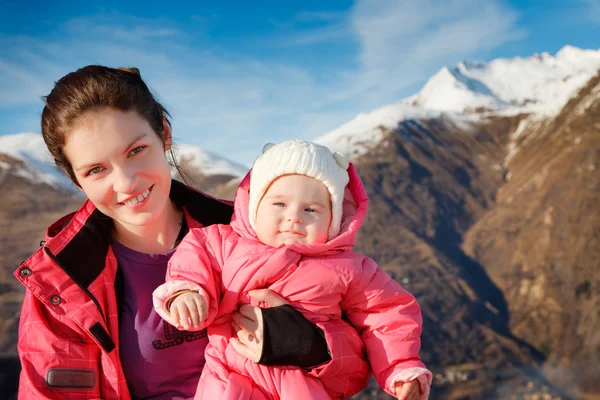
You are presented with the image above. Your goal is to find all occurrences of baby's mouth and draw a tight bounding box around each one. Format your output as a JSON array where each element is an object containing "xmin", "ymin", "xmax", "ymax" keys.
[{"xmin": 281, "ymin": 230, "xmax": 307, "ymax": 236}]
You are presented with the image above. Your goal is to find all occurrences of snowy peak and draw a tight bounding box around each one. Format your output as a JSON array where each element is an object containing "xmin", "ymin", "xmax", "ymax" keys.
[
  {"xmin": 406, "ymin": 65, "xmax": 505, "ymax": 112},
  {"xmin": 0, "ymin": 132, "xmax": 74, "ymax": 189},
  {"xmin": 0, "ymin": 133, "xmax": 248, "ymax": 189},
  {"xmin": 315, "ymin": 102, "xmax": 477, "ymax": 157},
  {"xmin": 407, "ymin": 46, "xmax": 600, "ymax": 115},
  {"xmin": 173, "ymin": 144, "xmax": 248, "ymax": 177},
  {"xmin": 316, "ymin": 46, "xmax": 600, "ymax": 161},
  {"xmin": 555, "ymin": 45, "xmax": 600, "ymax": 65}
]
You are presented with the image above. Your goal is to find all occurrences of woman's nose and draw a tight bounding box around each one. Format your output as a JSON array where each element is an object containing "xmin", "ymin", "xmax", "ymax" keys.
[{"xmin": 113, "ymin": 166, "xmax": 139, "ymax": 193}]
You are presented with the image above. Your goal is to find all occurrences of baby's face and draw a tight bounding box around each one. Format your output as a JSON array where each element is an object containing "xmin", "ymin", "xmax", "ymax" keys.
[{"xmin": 255, "ymin": 174, "xmax": 332, "ymax": 247}]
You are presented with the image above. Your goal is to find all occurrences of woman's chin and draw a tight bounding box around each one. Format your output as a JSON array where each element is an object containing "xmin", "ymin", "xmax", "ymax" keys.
[{"xmin": 111, "ymin": 207, "xmax": 162, "ymax": 228}]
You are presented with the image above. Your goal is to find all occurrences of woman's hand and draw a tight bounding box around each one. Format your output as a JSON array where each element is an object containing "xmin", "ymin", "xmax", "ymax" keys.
[
  {"xmin": 394, "ymin": 379, "xmax": 421, "ymax": 400},
  {"xmin": 229, "ymin": 289, "xmax": 288, "ymax": 362}
]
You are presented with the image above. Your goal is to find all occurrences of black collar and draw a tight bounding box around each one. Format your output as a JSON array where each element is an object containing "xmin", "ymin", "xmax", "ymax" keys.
[{"xmin": 54, "ymin": 180, "xmax": 233, "ymax": 289}]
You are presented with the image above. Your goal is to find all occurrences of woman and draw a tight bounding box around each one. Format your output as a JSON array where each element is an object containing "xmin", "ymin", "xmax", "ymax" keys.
[{"xmin": 14, "ymin": 65, "xmax": 369, "ymax": 399}]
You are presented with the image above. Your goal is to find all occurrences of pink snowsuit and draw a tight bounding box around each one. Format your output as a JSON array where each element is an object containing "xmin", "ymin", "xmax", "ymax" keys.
[{"xmin": 153, "ymin": 165, "xmax": 432, "ymax": 399}]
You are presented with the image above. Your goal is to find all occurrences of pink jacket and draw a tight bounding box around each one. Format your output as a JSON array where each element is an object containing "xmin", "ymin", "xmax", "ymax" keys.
[
  {"xmin": 13, "ymin": 181, "xmax": 237, "ymax": 399},
  {"xmin": 14, "ymin": 181, "xmax": 367, "ymax": 400},
  {"xmin": 154, "ymin": 165, "xmax": 432, "ymax": 399}
]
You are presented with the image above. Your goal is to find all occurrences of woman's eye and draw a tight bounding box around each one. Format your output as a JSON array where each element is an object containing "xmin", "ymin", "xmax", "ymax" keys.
[
  {"xmin": 129, "ymin": 146, "xmax": 146, "ymax": 156},
  {"xmin": 273, "ymin": 202, "xmax": 285, "ymax": 207},
  {"xmin": 86, "ymin": 166, "xmax": 103, "ymax": 176}
]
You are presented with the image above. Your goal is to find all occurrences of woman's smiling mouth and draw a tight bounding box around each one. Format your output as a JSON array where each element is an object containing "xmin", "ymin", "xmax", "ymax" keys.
[{"xmin": 119, "ymin": 185, "xmax": 153, "ymax": 207}]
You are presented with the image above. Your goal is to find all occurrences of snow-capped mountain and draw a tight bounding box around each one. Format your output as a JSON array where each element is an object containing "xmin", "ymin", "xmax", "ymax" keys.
[
  {"xmin": 317, "ymin": 46, "xmax": 600, "ymax": 156},
  {"xmin": 315, "ymin": 103, "xmax": 478, "ymax": 157},
  {"xmin": 407, "ymin": 46, "xmax": 600, "ymax": 115},
  {"xmin": 0, "ymin": 132, "xmax": 75, "ymax": 189},
  {"xmin": 0, "ymin": 133, "xmax": 248, "ymax": 188},
  {"xmin": 172, "ymin": 144, "xmax": 248, "ymax": 177},
  {"xmin": 3, "ymin": 46, "xmax": 599, "ymax": 188}
]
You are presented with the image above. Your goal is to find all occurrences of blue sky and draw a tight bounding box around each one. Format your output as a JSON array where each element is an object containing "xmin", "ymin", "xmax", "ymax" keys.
[{"xmin": 1, "ymin": 0, "xmax": 599, "ymax": 165}]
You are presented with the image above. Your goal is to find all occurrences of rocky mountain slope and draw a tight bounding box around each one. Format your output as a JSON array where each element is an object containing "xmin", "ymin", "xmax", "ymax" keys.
[
  {"xmin": 0, "ymin": 153, "xmax": 84, "ymax": 398},
  {"xmin": 315, "ymin": 46, "xmax": 600, "ymax": 399},
  {"xmin": 463, "ymin": 71, "xmax": 600, "ymax": 398},
  {"xmin": 345, "ymin": 115, "xmax": 561, "ymax": 400}
]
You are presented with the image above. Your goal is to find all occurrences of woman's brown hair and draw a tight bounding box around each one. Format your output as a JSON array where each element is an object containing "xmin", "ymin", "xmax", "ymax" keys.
[{"xmin": 41, "ymin": 65, "xmax": 182, "ymax": 185}]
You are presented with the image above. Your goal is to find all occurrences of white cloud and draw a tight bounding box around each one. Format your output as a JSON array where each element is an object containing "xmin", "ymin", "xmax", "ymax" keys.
[
  {"xmin": 0, "ymin": 59, "xmax": 49, "ymax": 106},
  {"xmin": 264, "ymin": 11, "xmax": 351, "ymax": 46},
  {"xmin": 64, "ymin": 15, "xmax": 180, "ymax": 42},
  {"xmin": 1, "ymin": 2, "xmax": 523, "ymax": 164},
  {"xmin": 262, "ymin": 0, "xmax": 524, "ymax": 111},
  {"xmin": 348, "ymin": 0, "xmax": 524, "ymax": 105},
  {"xmin": 0, "ymin": 17, "xmax": 325, "ymax": 162},
  {"xmin": 278, "ymin": 25, "xmax": 350, "ymax": 46},
  {"xmin": 585, "ymin": 0, "xmax": 600, "ymax": 22},
  {"xmin": 294, "ymin": 11, "xmax": 345, "ymax": 23}
]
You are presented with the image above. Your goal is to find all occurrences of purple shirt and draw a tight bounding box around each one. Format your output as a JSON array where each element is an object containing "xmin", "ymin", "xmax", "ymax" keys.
[{"xmin": 112, "ymin": 241, "xmax": 208, "ymax": 400}]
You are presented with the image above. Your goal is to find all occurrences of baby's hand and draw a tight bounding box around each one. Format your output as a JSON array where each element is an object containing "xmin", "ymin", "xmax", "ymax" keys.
[
  {"xmin": 394, "ymin": 379, "xmax": 420, "ymax": 400},
  {"xmin": 169, "ymin": 291, "xmax": 207, "ymax": 330}
]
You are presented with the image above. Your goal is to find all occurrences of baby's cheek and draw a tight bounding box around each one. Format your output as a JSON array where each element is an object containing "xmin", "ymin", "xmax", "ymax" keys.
[{"xmin": 315, "ymin": 227, "xmax": 329, "ymax": 243}]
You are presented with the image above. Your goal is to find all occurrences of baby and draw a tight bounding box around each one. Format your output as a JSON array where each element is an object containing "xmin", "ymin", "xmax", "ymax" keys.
[{"xmin": 153, "ymin": 140, "xmax": 432, "ymax": 400}]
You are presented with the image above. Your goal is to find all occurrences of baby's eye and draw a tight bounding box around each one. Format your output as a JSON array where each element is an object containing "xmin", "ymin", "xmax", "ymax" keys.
[
  {"xmin": 129, "ymin": 146, "xmax": 146, "ymax": 156},
  {"xmin": 86, "ymin": 166, "xmax": 104, "ymax": 176},
  {"xmin": 304, "ymin": 207, "xmax": 317, "ymax": 213}
]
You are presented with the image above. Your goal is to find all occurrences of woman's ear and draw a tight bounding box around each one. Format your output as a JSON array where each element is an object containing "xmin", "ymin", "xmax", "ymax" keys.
[{"xmin": 162, "ymin": 118, "xmax": 173, "ymax": 152}]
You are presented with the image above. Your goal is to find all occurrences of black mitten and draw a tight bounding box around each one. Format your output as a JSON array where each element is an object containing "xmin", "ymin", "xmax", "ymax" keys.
[{"xmin": 258, "ymin": 305, "xmax": 331, "ymax": 368}]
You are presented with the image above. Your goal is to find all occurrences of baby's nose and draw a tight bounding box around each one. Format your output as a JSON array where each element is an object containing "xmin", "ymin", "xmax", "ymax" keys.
[{"xmin": 287, "ymin": 210, "xmax": 302, "ymax": 223}]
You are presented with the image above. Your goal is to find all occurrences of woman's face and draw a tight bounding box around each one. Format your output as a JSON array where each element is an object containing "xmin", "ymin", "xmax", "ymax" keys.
[{"xmin": 63, "ymin": 108, "xmax": 173, "ymax": 229}]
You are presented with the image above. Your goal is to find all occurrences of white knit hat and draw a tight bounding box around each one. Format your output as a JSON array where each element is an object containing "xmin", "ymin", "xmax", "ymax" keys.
[{"xmin": 249, "ymin": 140, "xmax": 350, "ymax": 240}]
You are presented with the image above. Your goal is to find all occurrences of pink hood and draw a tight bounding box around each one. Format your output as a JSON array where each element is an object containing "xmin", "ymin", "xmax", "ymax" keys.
[
  {"xmin": 155, "ymin": 163, "xmax": 431, "ymax": 399},
  {"xmin": 229, "ymin": 163, "xmax": 368, "ymax": 256}
]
